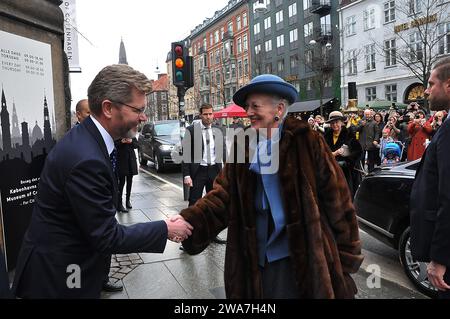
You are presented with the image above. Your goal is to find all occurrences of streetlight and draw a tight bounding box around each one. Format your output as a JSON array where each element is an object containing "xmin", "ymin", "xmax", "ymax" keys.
[
  {"xmin": 309, "ymin": 39, "xmax": 317, "ymax": 45},
  {"xmin": 254, "ymin": 0, "xmax": 267, "ymax": 13},
  {"xmin": 325, "ymin": 42, "xmax": 332, "ymax": 49}
]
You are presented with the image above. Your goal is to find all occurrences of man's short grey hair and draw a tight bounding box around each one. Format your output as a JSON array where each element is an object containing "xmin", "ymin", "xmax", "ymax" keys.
[
  {"xmin": 433, "ymin": 56, "xmax": 450, "ymax": 82},
  {"xmin": 87, "ymin": 64, "xmax": 152, "ymax": 116}
]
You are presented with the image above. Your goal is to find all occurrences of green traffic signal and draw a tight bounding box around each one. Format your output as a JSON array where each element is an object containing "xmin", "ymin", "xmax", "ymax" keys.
[{"xmin": 176, "ymin": 71, "xmax": 183, "ymax": 81}]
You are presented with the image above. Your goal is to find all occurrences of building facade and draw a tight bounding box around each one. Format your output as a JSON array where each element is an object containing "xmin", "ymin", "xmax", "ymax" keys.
[
  {"xmin": 146, "ymin": 74, "xmax": 169, "ymax": 122},
  {"xmin": 339, "ymin": 0, "xmax": 450, "ymax": 108},
  {"xmin": 188, "ymin": 0, "xmax": 251, "ymax": 111},
  {"xmin": 248, "ymin": 0, "xmax": 341, "ymax": 112}
]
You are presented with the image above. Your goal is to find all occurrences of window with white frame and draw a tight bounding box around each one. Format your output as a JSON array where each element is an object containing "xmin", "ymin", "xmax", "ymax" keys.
[
  {"xmin": 288, "ymin": 3, "xmax": 297, "ymax": 17},
  {"xmin": 277, "ymin": 59, "xmax": 284, "ymax": 72},
  {"xmin": 254, "ymin": 23, "xmax": 261, "ymax": 35},
  {"xmin": 214, "ymin": 30, "xmax": 219, "ymax": 43},
  {"xmin": 438, "ymin": 22, "xmax": 450, "ymax": 55},
  {"xmin": 290, "ymin": 54, "xmax": 298, "ymax": 68},
  {"xmin": 303, "ymin": 0, "xmax": 311, "ymax": 10},
  {"xmin": 346, "ymin": 16, "xmax": 356, "ymax": 36},
  {"xmin": 276, "ymin": 34, "xmax": 284, "ymax": 48},
  {"xmin": 244, "ymin": 58, "xmax": 249, "ymax": 75},
  {"xmin": 306, "ymin": 79, "xmax": 312, "ymax": 91},
  {"xmin": 275, "ymin": 10, "xmax": 283, "ymax": 24},
  {"xmin": 265, "ymin": 39, "xmax": 272, "ymax": 52},
  {"xmin": 238, "ymin": 60, "xmax": 242, "ymax": 77},
  {"xmin": 347, "ymin": 49, "xmax": 357, "ymax": 75},
  {"xmin": 255, "ymin": 44, "xmax": 262, "ymax": 55},
  {"xmin": 243, "ymin": 35, "xmax": 248, "ymax": 51},
  {"xmin": 320, "ymin": 14, "xmax": 331, "ymax": 35},
  {"xmin": 306, "ymin": 50, "xmax": 313, "ymax": 67},
  {"xmin": 365, "ymin": 44, "xmax": 376, "ymax": 71},
  {"xmin": 304, "ymin": 22, "xmax": 313, "ymax": 38},
  {"xmin": 324, "ymin": 74, "xmax": 332, "ymax": 88},
  {"xmin": 385, "ymin": 39, "xmax": 396, "ymax": 67},
  {"xmin": 243, "ymin": 12, "xmax": 248, "ymax": 27},
  {"xmin": 228, "ymin": 21, "xmax": 233, "ymax": 33},
  {"xmin": 237, "ymin": 16, "xmax": 242, "ymax": 30},
  {"xmin": 366, "ymin": 87, "xmax": 377, "ymax": 101},
  {"xmin": 210, "ymin": 34, "xmax": 213, "ymax": 46},
  {"xmin": 289, "ymin": 29, "xmax": 298, "ymax": 43},
  {"xmin": 237, "ymin": 37, "xmax": 242, "ymax": 54},
  {"xmin": 264, "ymin": 17, "xmax": 271, "ymax": 29},
  {"xmin": 408, "ymin": 0, "xmax": 421, "ymax": 15},
  {"xmin": 409, "ymin": 32, "xmax": 423, "ymax": 61},
  {"xmin": 221, "ymin": 27, "xmax": 225, "ymax": 40},
  {"xmin": 363, "ymin": 8, "xmax": 376, "ymax": 30},
  {"xmin": 384, "ymin": 1, "xmax": 395, "ymax": 23},
  {"xmin": 385, "ymin": 84, "xmax": 397, "ymax": 102},
  {"xmin": 210, "ymin": 52, "xmax": 214, "ymax": 66}
]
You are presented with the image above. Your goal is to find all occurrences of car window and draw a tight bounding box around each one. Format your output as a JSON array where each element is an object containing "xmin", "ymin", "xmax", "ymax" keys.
[{"xmin": 154, "ymin": 122, "xmax": 180, "ymax": 136}]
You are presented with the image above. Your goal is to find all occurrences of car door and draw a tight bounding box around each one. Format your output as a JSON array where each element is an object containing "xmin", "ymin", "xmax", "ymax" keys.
[{"xmin": 140, "ymin": 124, "xmax": 152, "ymax": 159}]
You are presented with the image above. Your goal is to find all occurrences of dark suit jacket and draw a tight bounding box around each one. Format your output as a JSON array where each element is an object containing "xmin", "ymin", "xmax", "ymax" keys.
[
  {"xmin": 410, "ymin": 119, "xmax": 450, "ymax": 265},
  {"xmin": 12, "ymin": 117, "xmax": 168, "ymax": 298},
  {"xmin": 181, "ymin": 123, "xmax": 225, "ymax": 179}
]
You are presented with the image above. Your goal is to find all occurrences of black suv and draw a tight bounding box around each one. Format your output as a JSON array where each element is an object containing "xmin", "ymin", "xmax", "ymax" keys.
[{"xmin": 137, "ymin": 120, "xmax": 181, "ymax": 172}]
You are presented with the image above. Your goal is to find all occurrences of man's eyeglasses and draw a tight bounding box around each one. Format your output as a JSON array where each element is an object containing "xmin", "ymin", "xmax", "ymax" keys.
[{"xmin": 111, "ymin": 100, "xmax": 147, "ymax": 115}]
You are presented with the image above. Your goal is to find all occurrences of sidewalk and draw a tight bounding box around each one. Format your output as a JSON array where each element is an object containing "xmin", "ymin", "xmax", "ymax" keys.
[{"xmin": 102, "ymin": 168, "xmax": 427, "ymax": 299}]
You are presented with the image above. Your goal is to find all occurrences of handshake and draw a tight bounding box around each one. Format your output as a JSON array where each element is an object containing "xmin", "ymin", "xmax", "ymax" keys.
[{"xmin": 165, "ymin": 215, "xmax": 193, "ymax": 243}]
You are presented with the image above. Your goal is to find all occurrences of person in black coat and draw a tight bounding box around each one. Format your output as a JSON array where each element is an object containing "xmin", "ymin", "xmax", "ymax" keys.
[
  {"xmin": 115, "ymin": 137, "xmax": 138, "ymax": 212},
  {"xmin": 324, "ymin": 111, "xmax": 362, "ymax": 197},
  {"xmin": 410, "ymin": 57, "xmax": 450, "ymax": 299}
]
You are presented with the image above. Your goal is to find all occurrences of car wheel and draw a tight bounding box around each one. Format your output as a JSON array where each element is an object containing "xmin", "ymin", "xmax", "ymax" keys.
[
  {"xmin": 154, "ymin": 153, "xmax": 165, "ymax": 173},
  {"xmin": 399, "ymin": 227, "xmax": 438, "ymax": 298},
  {"xmin": 138, "ymin": 150, "xmax": 147, "ymax": 166}
]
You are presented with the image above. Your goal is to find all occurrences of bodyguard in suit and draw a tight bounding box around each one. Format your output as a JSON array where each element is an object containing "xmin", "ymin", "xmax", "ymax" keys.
[
  {"xmin": 182, "ymin": 104, "xmax": 226, "ymax": 244},
  {"xmin": 410, "ymin": 56, "xmax": 450, "ymax": 299},
  {"xmin": 12, "ymin": 64, "xmax": 192, "ymax": 298}
]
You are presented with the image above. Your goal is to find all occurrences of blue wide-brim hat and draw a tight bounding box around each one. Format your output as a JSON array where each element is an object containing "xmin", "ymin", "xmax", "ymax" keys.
[{"xmin": 233, "ymin": 74, "xmax": 298, "ymax": 107}]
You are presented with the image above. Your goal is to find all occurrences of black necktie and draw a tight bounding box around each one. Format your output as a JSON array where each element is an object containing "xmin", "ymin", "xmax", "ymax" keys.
[
  {"xmin": 110, "ymin": 149, "xmax": 117, "ymax": 174},
  {"xmin": 204, "ymin": 128, "xmax": 212, "ymax": 164}
]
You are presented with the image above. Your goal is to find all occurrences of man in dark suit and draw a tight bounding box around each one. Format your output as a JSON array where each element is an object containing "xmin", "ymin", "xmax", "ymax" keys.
[
  {"xmin": 75, "ymin": 99, "xmax": 90, "ymax": 125},
  {"xmin": 182, "ymin": 104, "xmax": 226, "ymax": 244},
  {"xmin": 12, "ymin": 64, "xmax": 192, "ymax": 298},
  {"xmin": 410, "ymin": 56, "xmax": 450, "ymax": 299}
]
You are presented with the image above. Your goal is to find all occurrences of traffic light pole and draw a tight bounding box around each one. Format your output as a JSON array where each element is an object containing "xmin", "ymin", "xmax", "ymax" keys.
[{"xmin": 177, "ymin": 86, "xmax": 189, "ymax": 201}]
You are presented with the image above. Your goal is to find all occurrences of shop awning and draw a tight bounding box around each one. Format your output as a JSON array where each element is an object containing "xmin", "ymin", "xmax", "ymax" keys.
[{"xmin": 288, "ymin": 98, "xmax": 334, "ymax": 113}]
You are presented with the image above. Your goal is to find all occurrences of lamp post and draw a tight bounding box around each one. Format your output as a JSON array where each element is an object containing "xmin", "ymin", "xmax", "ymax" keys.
[{"xmin": 308, "ymin": 39, "xmax": 332, "ymax": 116}]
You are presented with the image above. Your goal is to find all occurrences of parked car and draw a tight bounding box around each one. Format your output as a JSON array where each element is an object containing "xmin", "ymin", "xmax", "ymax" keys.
[
  {"xmin": 354, "ymin": 159, "xmax": 437, "ymax": 298},
  {"xmin": 138, "ymin": 120, "xmax": 181, "ymax": 172}
]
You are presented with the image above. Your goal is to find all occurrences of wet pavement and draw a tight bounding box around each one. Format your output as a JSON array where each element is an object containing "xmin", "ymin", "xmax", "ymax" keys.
[{"xmin": 101, "ymin": 168, "xmax": 427, "ymax": 299}]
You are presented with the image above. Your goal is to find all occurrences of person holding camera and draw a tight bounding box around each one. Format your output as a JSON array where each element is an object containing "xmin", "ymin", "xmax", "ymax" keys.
[{"xmin": 407, "ymin": 110, "xmax": 432, "ymax": 161}]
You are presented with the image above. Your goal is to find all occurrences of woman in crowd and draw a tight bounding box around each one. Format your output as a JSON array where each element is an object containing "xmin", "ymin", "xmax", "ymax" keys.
[
  {"xmin": 324, "ymin": 111, "xmax": 362, "ymax": 196},
  {"xmin": 407, "ymin": 110, "xmax": 432, "ymax": 161},
  {"xmin": 115, "ymin": 136, "xmax": 139, "ymax": 212}
]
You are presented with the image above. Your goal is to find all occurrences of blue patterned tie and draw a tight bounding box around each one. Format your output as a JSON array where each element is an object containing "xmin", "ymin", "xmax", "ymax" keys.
[{"xmin": 110, "ymin": 149, "xmax": 117, "ymax": 174}]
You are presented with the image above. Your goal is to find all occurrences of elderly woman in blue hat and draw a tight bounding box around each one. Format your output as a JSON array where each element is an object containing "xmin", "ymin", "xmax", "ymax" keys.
[{"xmin": 176, "ymin": 74, "xmax": 363, "ymax": 299}]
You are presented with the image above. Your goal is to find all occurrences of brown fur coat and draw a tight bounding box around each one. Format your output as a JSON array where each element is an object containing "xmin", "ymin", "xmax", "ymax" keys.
[{"xmin": 180, "ymin": 117, "xmax": 364, "ymax": 299}]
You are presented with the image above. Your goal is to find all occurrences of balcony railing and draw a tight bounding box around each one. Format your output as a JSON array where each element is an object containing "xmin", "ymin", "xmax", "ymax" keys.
[
  {"xmin": 310, "ymin": 0, "xmax": 331, "ymax": 15},
  {"xmin": 314, "ymin": 25, "xmax": 333, "ymax": 43},
  {"xmin": 222, "ymin": 31, "xmax": 234, "ymax": 41}
]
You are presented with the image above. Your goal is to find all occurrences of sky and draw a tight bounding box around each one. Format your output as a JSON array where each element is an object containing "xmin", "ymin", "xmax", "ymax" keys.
[{"xmin": 69, "ymin": 0, "xmax": 230, "ymax": 111}]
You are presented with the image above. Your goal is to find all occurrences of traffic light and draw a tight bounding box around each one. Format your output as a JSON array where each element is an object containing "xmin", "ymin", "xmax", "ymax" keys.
[{"xmin": 171, "ymin": 42, "xmax": 193, "ymax": 89}]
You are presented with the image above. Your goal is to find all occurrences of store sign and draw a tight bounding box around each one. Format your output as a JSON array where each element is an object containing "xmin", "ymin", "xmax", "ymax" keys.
[{"xmin": 394, "ymin": 14, "xmax": 438, "ymax": 33}]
